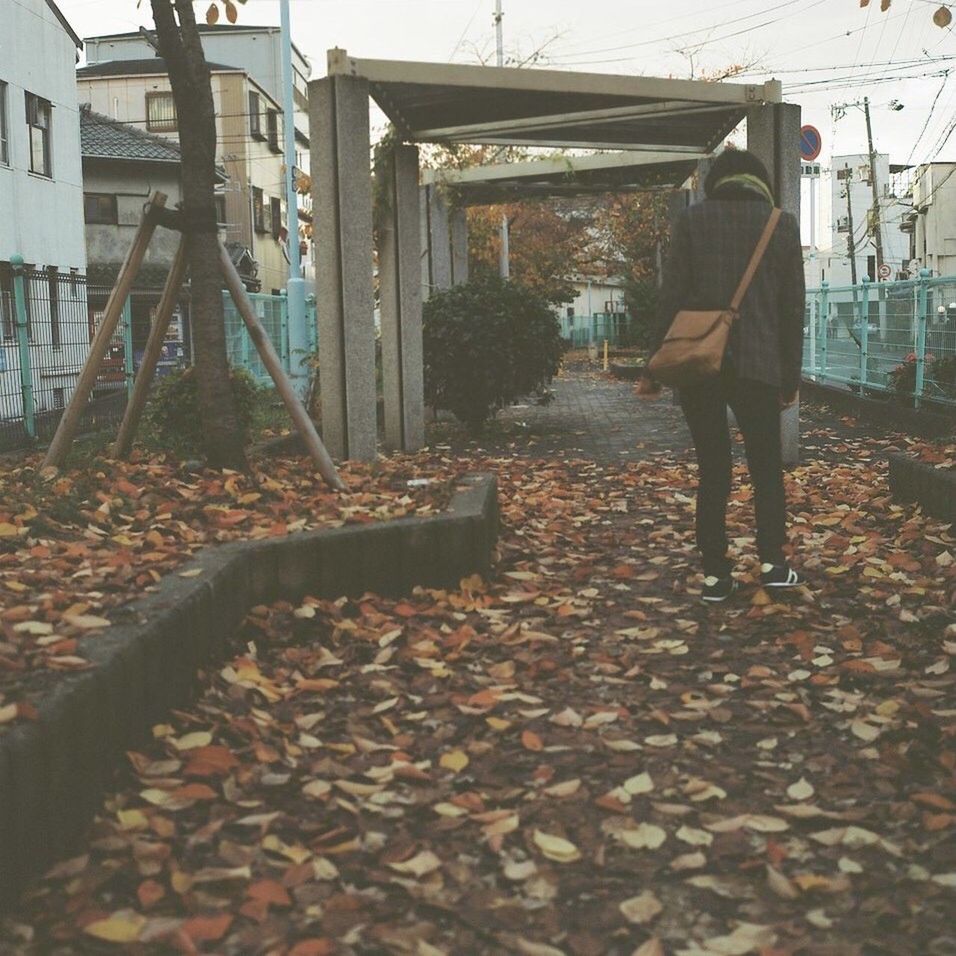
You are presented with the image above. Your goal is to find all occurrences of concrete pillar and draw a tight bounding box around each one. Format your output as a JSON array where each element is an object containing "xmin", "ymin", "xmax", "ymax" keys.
[
  {"xmin": 379, "ymin": 144, "xmax": 425, "ymax": 452},
  {"xmin": 749, "ymin": 102, "xmax": 802, "ymax": 467},
  {"xmin": 424, "ymin": 184, "xmax": 453, "ymax": 292},
  {"xmin": 450, "ymin": 206, "xmax": 469, "ymax": 285},
  {"xmin": 310, "ymin": 75, "xmax": 377, "ymax": 461}
]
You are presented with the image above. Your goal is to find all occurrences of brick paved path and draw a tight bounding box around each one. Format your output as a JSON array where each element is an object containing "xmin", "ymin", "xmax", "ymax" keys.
[{"xmin": 430, "ymin": 364, "xmax": 692, "ymax": 461}]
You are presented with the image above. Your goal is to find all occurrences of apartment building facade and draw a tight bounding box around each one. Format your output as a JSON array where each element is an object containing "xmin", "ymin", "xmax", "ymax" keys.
[{"xmin": 77, "ymin": 26, "xmax": 312, "ymax": 295}]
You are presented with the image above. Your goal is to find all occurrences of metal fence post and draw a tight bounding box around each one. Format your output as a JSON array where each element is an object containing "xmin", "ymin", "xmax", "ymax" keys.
[
  {"xmin": 819, "ymin": 280, "xmax": 829, "ymax": 383},
  {"xmin": 279, "ymin": 292, "xmax": 291, "ymax": 375},
  {"xmin": 10, "ymin": 255, "xmax": 36, "ymax": 439},
  {"xmin": 122, "ymin": 296, "xmax": 135, "ymax": 399},
  {"xmin": 859, "ymin": 275, "xmax": 870, "ymax": 393},
  {"xmin": 306, "ymin": 294, "xmax": 318, "ymax": 354},
  {"xmin": 915, "ymin": 268, "xmax": 930, "ymax": 408}
]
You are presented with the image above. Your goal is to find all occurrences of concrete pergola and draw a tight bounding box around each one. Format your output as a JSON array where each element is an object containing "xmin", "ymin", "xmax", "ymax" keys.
[{"xmin": 309, "ymin": 51, "xmax": 800, "ymax": 462}]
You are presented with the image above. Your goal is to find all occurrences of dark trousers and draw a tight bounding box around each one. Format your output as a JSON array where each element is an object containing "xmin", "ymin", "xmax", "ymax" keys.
[{"xmin": 679, "ymin": 372, "xmax": 787, "ymax": 576}]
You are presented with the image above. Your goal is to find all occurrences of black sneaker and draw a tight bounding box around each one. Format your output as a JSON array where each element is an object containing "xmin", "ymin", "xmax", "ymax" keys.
[
  {"xmin": 760, "ymin": 563, "xmax": 804, "ymax": 588},
  {"xmin": 702, "ymin": 575, "xmax": 737, "ymax": 603}
]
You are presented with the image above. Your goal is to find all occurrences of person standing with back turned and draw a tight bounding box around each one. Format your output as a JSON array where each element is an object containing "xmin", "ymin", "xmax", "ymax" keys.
[{"xmin": 638, "ymin": 148, "xmax": 806, "ymax": 603}]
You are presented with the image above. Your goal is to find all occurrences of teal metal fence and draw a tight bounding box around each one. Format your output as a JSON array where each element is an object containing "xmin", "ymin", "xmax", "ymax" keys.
[
  {"xmin": 0, "ymin": 269, "xmax": 317, "ymax": 452},
  {"xmin": 559, "ymin": 313, "xmax": 638, "ymax": 348},
  {"xmin": 803, "ymin": 271, "xmax": 956, "ymax": 408},
  {"xmin": 223, "ymin": 291, "xmax": 318, "ymax": 386}
]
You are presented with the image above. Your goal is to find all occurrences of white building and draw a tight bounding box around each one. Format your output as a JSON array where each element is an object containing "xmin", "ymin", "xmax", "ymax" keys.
[
  {"xmin": 807, "ymin": 153, "xmax": 912, "ymax": 288},
  {"xmin": 905, "ymin": 162, "xmax": 956, "ymax": 277},
  {"xmin": 0, "ymin": 0, "xmax": 89, "ymax": 427}
]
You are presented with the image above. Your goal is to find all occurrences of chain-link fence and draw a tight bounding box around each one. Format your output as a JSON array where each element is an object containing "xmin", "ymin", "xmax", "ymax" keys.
[
  {"xmin": 803, "ymin": 271, "xmax": 956, "ymax": 408},
  {"xmin": 0, "ymin": 261, "xmax": 318, "ymax": 453}
]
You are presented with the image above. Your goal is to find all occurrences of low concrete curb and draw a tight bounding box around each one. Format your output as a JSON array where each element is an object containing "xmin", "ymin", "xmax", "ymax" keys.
[
  {"xmin": 888, "ymin": 455, "xmax": 956, "ymax": 524},
  {"xmin": 801, "ymin": 379, "xmax": 955, "ymax": 439},
  {"xmin": 0, "ymin": 474, "xmax": 497, "ymax": 906}
]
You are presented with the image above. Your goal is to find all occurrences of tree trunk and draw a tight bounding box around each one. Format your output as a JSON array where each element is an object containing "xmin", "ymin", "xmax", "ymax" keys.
[{"xmin": 150, "ymin": 0, "xmax": 247, "ymax": 470}]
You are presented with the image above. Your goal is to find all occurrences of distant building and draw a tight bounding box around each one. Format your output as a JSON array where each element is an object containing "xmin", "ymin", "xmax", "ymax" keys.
[
  {"xmin": 76, "ymin": 25, "xmax": 312, "ymax": 295},
  {"xmin": 80, "ymin": 107, "xmax": 231, "ymax": 376},
  {"xmin": 903, "ymin": 162, "xmax": 956, "ymax": 277},
  {"xmin": 0, "ymin": 0, "xmax": 88, "ymax": 422},
  {"xmin": 808, "ymin": 153, "xmax": 913, "ymax": 288}
]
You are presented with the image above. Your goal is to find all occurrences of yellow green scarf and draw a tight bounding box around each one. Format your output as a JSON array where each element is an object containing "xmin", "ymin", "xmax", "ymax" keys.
[{"xmin": 713, "ymin": 173, "xmax": 775, "ymax": 205}]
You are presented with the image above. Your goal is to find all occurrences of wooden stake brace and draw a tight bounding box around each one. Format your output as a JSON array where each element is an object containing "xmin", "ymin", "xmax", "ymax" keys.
[{"xmin": 42, "ymin": 191, "xmax": 346, "ymax": 492}]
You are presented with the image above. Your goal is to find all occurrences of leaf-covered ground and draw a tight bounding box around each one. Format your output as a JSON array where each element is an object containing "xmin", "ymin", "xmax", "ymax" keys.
[
  {"xmin": 2, "ymin": 382, "xmax": 954, "ymax": 955},
  {"xmin": 0, "ymin": 454, "xmax": 453, "ymax": 725}
]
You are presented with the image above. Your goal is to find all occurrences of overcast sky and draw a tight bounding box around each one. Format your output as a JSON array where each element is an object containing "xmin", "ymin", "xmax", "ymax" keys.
[{"xmin": 59, "ymin": 0, "xmax": 956, "ymax": 193}]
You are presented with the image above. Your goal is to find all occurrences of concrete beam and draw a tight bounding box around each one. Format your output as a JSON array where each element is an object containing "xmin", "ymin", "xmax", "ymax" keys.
[
  {"xmin": 748, "ymin": 102, "xmax": 802, "ymax": 467},
  {"xmin": 379, "ymin": 144, "xmax": 425, "ymax": 452},
  {"xmin": 311, "ymin": 75, "xmax": 378, "ymax": 461}
]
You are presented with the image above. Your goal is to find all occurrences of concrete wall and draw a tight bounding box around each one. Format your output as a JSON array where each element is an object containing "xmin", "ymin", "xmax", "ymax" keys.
[
  {"xmin": 0, "ymin": 0, "xmax": 86, "ymax": 271},
  {"xmin": 83, "ymin": 161, "xmax": 183, "ymax": 270}
]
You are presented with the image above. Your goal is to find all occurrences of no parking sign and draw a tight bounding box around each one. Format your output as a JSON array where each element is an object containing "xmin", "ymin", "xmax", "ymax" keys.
[{"xmin": 799, "ymin": 125, "xmax": 822, "ymax": 162}]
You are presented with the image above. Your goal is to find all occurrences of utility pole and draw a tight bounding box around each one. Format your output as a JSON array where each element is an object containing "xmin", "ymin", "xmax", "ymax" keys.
[
  {"xmin": 494, "ymin": 0, "xmax": 510, "ymax": 279},
  {"xmin": 863, "ymin": 96, "xmax": 885, "ymax": 277},
  {"xmin": 280, "ymin": 0, "xmax": 308, "ymax": 399},
  {"xmin": 843, "ymin": 165, "xmax": 858, "ymax": 287}
]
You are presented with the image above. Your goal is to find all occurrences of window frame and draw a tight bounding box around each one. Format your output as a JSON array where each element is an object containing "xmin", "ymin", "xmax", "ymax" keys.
[
  {"xmin": 83, "ymin": 192, "xmax": 118, "ymax": 225},
  {"xmin": 145, "ymin": 91, "xmax": 178, "ymax": 133},
  {"xmin": 249, "ymin": 90, "xmax": 264, "ymax": 140},
  {"xmin": 0, "ymin": 81, "xmax": 9, "ymax": 167},
  {"xmin": 252, "ymin": 186, "xmax": 266, "ymax": 234},
  {"xmin": 270, "ymin": 196, "xmax": 282, "ymax": 241},
  {"xmin": 266, "ymin": 108, "xmax": 280, "ymax": 153},
  {"xmin": 25, "ymin": 92, "xmax": 52, "ymax": 178}
]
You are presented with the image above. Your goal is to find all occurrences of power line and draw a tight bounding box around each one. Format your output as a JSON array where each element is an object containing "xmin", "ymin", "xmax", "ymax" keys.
[{"xmin": 907, "ymin": 69, "xmax": 951, "ymax": 164}]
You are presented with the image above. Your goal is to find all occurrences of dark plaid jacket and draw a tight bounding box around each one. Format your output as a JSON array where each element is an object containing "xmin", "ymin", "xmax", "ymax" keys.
[{"xmin": 651, "ymin": 197, "xmax": 805, "ymax": 394}]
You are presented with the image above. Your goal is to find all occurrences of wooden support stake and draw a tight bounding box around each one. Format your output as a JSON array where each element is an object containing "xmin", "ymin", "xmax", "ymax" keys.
[
  {"xmin": 218, "ymin": 241, "xmax": 347, "ymax": 492},
  {"xmin": 43, "ymin": 192, "xmax": 167, "ymax": 470},
  {"xmin": 112, "ymin": 237, "xmax": 188, "ymax": 459}
]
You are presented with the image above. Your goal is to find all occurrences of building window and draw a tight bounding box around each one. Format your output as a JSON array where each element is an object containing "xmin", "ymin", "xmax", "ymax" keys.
[
  {"xmin": 271, "ymin": 197, "xmax": 282, "ymax": 241},
  {"xmin": 84, "ymin": 193, "xmax": 118, "ymax": 224},
  {"xmin": 566, "ymin": 307, "xmax": 574, "ymax": 319},
  {"xmin": 0, "ymin": 82, "xmax": 9, "ymax": 166},
  {"xmin": 266, "ymin": 108, "xmax": 280, "ymax": 152},
  {"xmin": 215, "ymin": 194, "xmax": 226, "ymax": 227},
  {"xmin": 252, "ymin": 186, "xmax": 266, "ymax": 233},
  {"xmin": 48, "ymin": 267, "xmax": 61, "ymax": 351},
  {"xmin": 249, "ymin": 91, "xmax": 263, "ymax": 140},
  {"xmin": 25, "ymin": 92, "xmax": 52, "ymax": 177},
  {"xmin": 52, "ymin": 387, "xmax": 65, "ymax": 409},
  {"xmin": 146, "ymin": 91, "xmax": 177, "ymax": 132}
]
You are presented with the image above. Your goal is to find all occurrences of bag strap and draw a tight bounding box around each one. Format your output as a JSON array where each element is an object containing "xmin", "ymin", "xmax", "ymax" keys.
[{"xmin": 729, "ymin": 208, "xmax": 782, "ymax": 312}]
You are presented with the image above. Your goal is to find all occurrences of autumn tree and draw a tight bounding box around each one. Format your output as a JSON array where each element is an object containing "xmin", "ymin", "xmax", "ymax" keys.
[{"xmin": 148, "ymin": 0, "xmax": 247, "ymax": 470}]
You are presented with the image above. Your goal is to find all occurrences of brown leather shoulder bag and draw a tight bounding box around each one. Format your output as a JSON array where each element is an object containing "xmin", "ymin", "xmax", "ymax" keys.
[{"xmin": 647, "ymin": 208, "xmax": 781, "ymax": 388}]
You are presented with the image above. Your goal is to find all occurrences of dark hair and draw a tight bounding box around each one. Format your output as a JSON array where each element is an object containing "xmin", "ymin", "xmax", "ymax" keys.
[{"xmin": 703, "ymin": 148, "xmax": 774, "ymax": 200}]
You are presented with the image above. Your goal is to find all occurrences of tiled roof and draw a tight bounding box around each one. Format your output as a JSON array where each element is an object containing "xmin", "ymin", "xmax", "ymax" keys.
[
  {"xmin": 80, "ymin": 108, "xmax": 182, "ymax": 164},
  {"xmin": 77, "ymin": 57, "xmax": 241, "ymax": 77}
]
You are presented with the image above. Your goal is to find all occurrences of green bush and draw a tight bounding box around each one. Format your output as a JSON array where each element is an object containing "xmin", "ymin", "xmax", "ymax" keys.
[
  {"xmin": 145, "ymin": 366, "xmax": 261, "ymax": 456},
  {"xmin": 423, "ymin": 275, "xmax": 567, "ymax": 430}
]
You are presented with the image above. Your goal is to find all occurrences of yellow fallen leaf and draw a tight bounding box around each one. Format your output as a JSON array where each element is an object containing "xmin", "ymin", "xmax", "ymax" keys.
[
  {"xmin": 116, "ymin": 809, "xmax": 149, "ymax": 831},
  {"xmin": 0, "ymin": 523, "xmax": 19, "ymax": 537},
  {"xmin": 63, "ymin": 614, "xmax": 111, "ymax": 630},
  {"xmin": 172, "ymin": 731, "xmax": 213, "ymax": 751},
  {"xmin": 83, "ymin": 911, "xmax": 147, "ymax": 944},
  {"xmin": 533, "ymin": 829, "xmax": 581, "ymax": 863},
  {"xmin": 439, "ymin": 749, "xmax": 469, "ymax": 772},
  {"xmin": 619, "ymin": 823, "xmax": 667, "ymax": 849},
  {"xmin": 388, "ymin": 850, "xmax": 442, "ymax": 877},
  {"xmin": 619, "ymin": 890, "xmax": 663, "ymax": 924},
  {"xmin": 787, "ymin": 777, "xmax": 815, "ymax": 801}
]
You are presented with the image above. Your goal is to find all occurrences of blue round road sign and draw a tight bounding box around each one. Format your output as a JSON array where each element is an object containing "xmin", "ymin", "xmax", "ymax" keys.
[{"xmin": 800, "ymin": 125, "xmax": 822, "ymax": 162}]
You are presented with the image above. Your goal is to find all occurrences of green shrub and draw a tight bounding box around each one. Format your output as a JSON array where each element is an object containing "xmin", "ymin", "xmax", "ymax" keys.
[
  {"xmin": 145, "ymin": 366, "xmax": 261, "ymax": 456},
  {"xmin": 423, "ymin": 275, "xmax": 567, "ymax": 430}
]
